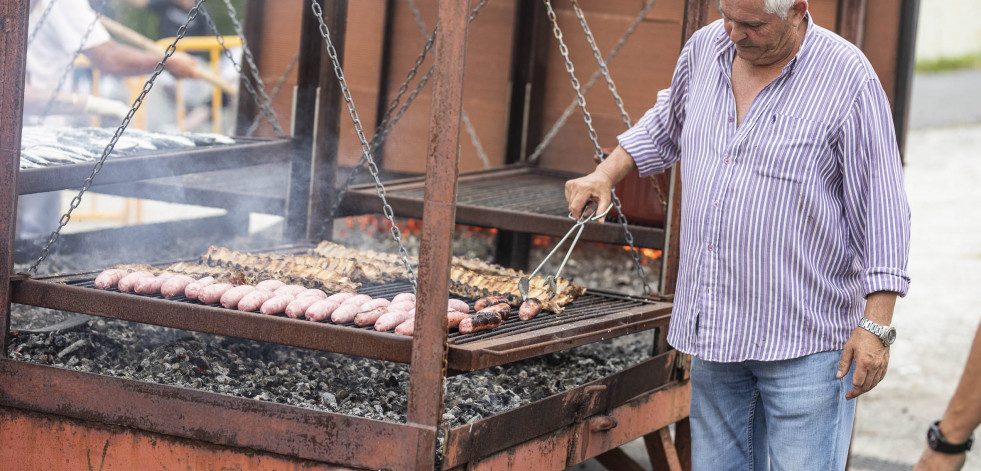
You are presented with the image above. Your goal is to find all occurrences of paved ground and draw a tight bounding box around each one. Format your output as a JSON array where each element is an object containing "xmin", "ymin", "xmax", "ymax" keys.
[{"xmin": 573, "ymin": 70, "xmax": 981, "ymax": 471}]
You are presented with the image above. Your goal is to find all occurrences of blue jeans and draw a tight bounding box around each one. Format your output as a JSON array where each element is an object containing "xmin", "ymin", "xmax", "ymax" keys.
[{"xmin": 689, "ymin": 351, "xmax": 856, "ymax": 471}]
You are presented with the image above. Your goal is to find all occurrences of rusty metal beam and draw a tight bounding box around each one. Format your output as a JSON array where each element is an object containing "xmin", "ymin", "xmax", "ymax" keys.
[
  {"xmin": 407, "ymin": 0, "xmax": 471, "ymax": 467},
  {"xmin": 0, "ymin": 0, "xmax": 29, "ymax": 357}
]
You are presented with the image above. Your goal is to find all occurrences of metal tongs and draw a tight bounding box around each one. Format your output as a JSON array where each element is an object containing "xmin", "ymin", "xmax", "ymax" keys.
[{"xmin": 518, "ymin": 199, "xmax": 614, "ymax": 299}]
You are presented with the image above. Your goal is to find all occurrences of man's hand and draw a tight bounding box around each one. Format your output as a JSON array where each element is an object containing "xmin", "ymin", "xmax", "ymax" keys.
[
  {"xmin": 837, "ymin": 291, "xmax": 897, "ymax": 399},
  {"xmin": 913, "ymin": 448, "xmax": 967, "ymax": 471},
  {"xmin": 564, "ymin": 145, "xmax": 637, "ymax": 222},
  {"xmin": 164, "ymin": 51, "xmax": 200, "ymax": 80}
]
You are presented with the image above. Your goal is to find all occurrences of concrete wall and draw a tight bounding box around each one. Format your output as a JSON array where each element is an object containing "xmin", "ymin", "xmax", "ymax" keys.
[{"xmin": 915, "ymin": 0, "xmax": 981, "ymax": 61}]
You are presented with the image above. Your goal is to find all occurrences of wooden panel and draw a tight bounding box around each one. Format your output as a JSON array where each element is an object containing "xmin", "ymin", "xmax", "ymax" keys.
[{"xmin": 860, "ymin": 0, "xmax": 901, "ymax": 106}]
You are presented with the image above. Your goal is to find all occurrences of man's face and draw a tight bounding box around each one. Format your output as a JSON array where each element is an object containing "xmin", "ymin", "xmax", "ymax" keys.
[{"xmin": 718, "ymin": 0, "xmax": 806, "ymax": 66}]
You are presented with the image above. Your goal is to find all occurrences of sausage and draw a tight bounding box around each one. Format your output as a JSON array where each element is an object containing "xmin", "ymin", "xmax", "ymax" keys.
[
  {"xmin": 238, "ymin": 289, "xmax": 274, "ymax": 312},
  {"xmin": 326, "ymin": 292, "xmax": 355, "ymax": 304},
  {"xmin": 458, "ymin": 311, "xmax": 503, "ymax": 334},
  {"xmin": 447, "ymin": 299, "xmax": 470, "ymax": 314},
  {"xmin": 395, "ymin": 319, "xmax": 414, "ymax": 336},
  {"xmin": 255, "ymin": 279, "xmax": 286, "ymax": 292},
  {"xmin": 359, "ymin": 298, "xmax": 391, "ymax": 312},
  {"xmin": 391, "ymin": 292, "xmax": 416, "ymax": 304},
  {"xmin": 341, "ymin": 294, "xmax": 372, "ymax": 307},
  {"xmin": 183, "ymin": 276, "xmax": 216, "ymax": 300},
  {"xmin": 260, "ymin": 294, "xmax": 295, "ymax": 315},
  {"xmin": 134, "ymin": 273, "xmax": 175, "ymax": 295},
  {"xmin": 518, "ymin": 297, "xmax": 544, "ymax": 321},
  {"xmin": 447, "ymin": 310, "xmax": 468, "ymax": 329},
  {"xmin": 479, "ymin": 302, "xmax": 512, "ymax": 321},
  {"xmin": 117, "ymin": 271, "xmax": 154, "ymax": 293},
  {"xmin": 161, "ymin": 275, "xmax": 196, "ymax": 298},
  {"xmin": 197, "ymin": 283, "xmax": 234, "ymax": 305},
  {"xmin": 220, "ymin": 285, "xmax": 256, "ymax": 309},
  {"xmin": 374, "ymin": 309, "xmax": 413, "ymax": 332},
  {"xmin": 274, "ymin": 285, "xmax": 307, "ymax": 297},
  {"xmin": 330, "ymin": 304, "xmax": 360, "ymax": 324},
  {"xmin": 295, "ymin": 289, "xmax": 327, "ymax": 300},
  {"xmin": 388, "ymin": 300, "xmax": 416, "ymax": 312},
  {"xmin": 94, "ymin": 269, "xmax": 129, "ymax": 290},
  {"xmin": 354, "ymin": 307, "xmax": 388, "ymax": 327},
  {"xmin": 305, "ymin": 299, "xmax": 341, "ymax": 322},
  {"xmin": 474, "ymin": 295, "xmax": 510, "ymax": 311},
  {"xmin": 285, "ymin": 296, "xmax": 321, "ymax": 319}
]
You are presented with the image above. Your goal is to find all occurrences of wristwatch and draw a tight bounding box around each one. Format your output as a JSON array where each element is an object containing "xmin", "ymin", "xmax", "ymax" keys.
[
  {"xmin": 928, "ymin": 421, "xmax": 974, "ymax": 454},
  {"xmin": 858, "ymin": 318, "xmax": 897, "ymax": 347}
]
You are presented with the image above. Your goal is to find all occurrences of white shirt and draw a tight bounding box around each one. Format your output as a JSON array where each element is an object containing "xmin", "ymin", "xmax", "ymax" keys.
[{"xmin": 27, "ymin": 0, "xmax": 111, "ymax": 90}]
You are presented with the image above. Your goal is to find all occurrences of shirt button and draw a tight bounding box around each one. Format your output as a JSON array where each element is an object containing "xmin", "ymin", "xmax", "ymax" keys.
[
  {"xmin": 707, "ymin": 244, "xmax": 714, "ymax": 252},
  {"xmin": 727, "ymin": 117, "xmax": 734, "ymax": 123},
  {"xmin": 713, "ymin": 201, "xmax": 720, "ymax": 208},
  {"xmin": 723, "ymin": 158, "xmax": 731, "ymax": 165}
]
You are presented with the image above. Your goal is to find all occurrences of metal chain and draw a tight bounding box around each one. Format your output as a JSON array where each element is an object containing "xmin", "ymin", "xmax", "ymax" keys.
[
  {"xmin": 199, "ymin": 3, "xmax": 287, "ymax": 138},
  {"xmin": 30, "ymin": 0, "xmax": 207, "ymax": 274},
  {"xmin": 26, "ymin": 0, "xmax": 60, "ymax": 49},
  {"xmin": 541, "ymin": 0, "xmax": 651, "ymax": 294},
  {"xmin": 528, "ymin": 0, "xmax": 657, "ymax": 164},
  {"xmin": 569, "ymin": 0, "xmax": 668, "ymax": 209},
  {"xmin": 311, "ymin": 0, "xmax": 418, "ymax": 291},
  {"xmin": 37, "ymin": 0, "xmax": 107, "ymax": 122},
  {"xmin": 405, "ymin": 0, "xmax": 491, "ymax": 168},
  {"xmin": 245, "ymin": 51, "xmax": 299, "ymax": 137}
]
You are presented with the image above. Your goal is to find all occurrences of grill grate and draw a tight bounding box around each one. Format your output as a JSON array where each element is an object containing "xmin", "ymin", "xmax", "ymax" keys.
[{"xmin": 387, "ymin": 173, "xmax": 571, "ymax": 217}]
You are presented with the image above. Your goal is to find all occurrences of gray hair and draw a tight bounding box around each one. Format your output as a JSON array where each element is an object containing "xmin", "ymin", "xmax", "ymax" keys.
[{"xmin": 764, "ymin": 0, "xmax": 798, "ymax": 19}]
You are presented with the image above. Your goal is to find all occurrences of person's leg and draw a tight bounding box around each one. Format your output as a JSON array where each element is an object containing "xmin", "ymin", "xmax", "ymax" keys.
[
  {"xmin": 751, "ymin": 351, "xmax": 856, "ymax": 471},
  {"xmin": 690, "ymin": 356, "xmax": 769, "ymax": 471}
]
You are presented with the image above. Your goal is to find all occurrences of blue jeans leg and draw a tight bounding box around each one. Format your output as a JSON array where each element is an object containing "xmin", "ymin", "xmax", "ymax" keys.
[{"xmin": 689, "ymin": 351, "xmax": 856, "ymax": 471}]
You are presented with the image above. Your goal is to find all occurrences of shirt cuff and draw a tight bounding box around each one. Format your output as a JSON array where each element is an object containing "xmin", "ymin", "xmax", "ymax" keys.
[
  {"xmin": 864, "ymin": 267, "xmax": 910, "ymax": 298},
  {"xmin": 617, "ymin": 126, "xmax": 668, "ymax": 178}
]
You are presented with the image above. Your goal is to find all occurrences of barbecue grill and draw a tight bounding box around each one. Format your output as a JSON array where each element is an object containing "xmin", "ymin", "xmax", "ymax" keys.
[{"xmin": 0, "ymin": 0, "xmax": 915, "ymax": 469}]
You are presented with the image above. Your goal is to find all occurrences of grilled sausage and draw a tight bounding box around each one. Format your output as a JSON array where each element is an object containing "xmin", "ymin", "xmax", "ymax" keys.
[
  {"xmin": 392, "ymin": 292, "xmax": 416, "ymax": 304},
  {"xmin": 341, "ymin": 294, "xmax": 372, "ymax": 308},
  {"xmin": 255, "ymin": 279, "xmax": 286, "ymax": 292},
  {"xmin": 260, "ymin": 294, "xmax": 295, "ymax": 315},
  {"xmin": 326, "ymin": 292, "xmax": 355, "ymax": 304},
  {"xmin": 479, "ymin": 302, "xmax": 512, "ymax": 321},
  {"xmin": 117, "ymin": 271, "xmax": 154, "ymax": 293},
  {"xmin": 447, "ymin": 310, "xmax": 468, "ymax": 329},
  {"xmin": 518, "ymin": 297, "xmax": 544, "ymax": 321},
  {"xmin": 305, "ymin": 299, "xmax": 341, "ymax": 322},
  {"xmin": 296, "ymin": 289, "xmax": 328, "ymax": 300},
  {"xmin": 330, "ymin": 303, "xmax": 360, "ymax": 324},
  {"xmin": 395, "ymin": 319, "xmax": 414, "ymax": 336},
  {"xmin": 94, "ymin": 269, "xmax": 129, "ymax": 290},
  {"xmin": 354, "ymin": 307, "xmax": 388, "ymax": 327},
  {"xmin": 274, "ymin": 285, "xmax": 307, "ymax": 297},
  {"xmin": 359, "ymin": 298, "xmax": 391, "ymax": 312},
  {"xmin": 161, "ymin": 274, "xmax": 196, "ymax": 298},
  {"xmin": 388, "ymin": 300, "xmax": 416, "ymax": 312},
  {"xmin": 220, "ymin": 285, "xmax": 256, "ymax": 309},
  {"xmin": 374, "ymin": 309, "xmax": 413, "ymax": 332},
  {"xmin": 198, "ymin": 283, "xmax": 234, "ymax": 305},
  {"xmin": 447, "ymin": 299, "xmax": 470, "ymax": 314},
  {"xmin": 238, "ymin": 289, "xmax": 274, "ymax": 312},
  {"xmin": 135, "ymin": 273, "xmax": 175, "ymax": 295},
  {"xmin": 286, "ymin": 296, "xmax": 321, "ymax": 319},
  {"xmin": 458, "ymin": 311, "xmax": 503, "ymax": 334},
  {"xmin": 474, "ymin": 295, "xmax": 510, "ymax": 311},
  {"xmin": 184, "ymin": 276, "xmax": 216, "ymax": 300}
]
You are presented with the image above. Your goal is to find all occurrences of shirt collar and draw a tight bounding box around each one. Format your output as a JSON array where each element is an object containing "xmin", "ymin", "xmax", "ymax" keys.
[{"xmin": 714, "ymin": 12, "xmax": 815, "ymax": 75}]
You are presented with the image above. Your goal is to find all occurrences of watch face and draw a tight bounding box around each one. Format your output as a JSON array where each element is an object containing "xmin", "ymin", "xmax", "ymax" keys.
[{"xmin": 884, "ymin": 327, "xmax": 897, "ymax": 344}]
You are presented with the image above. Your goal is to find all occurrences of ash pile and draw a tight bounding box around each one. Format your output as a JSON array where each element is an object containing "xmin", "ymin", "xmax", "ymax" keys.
[{"xmin": 9, "ymin": 218, "xmax": 662, "ymax": 429}]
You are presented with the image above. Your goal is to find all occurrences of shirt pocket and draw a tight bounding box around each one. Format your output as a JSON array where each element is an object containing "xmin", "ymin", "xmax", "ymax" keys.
[{"xmin": 754, "ymin": 113, "xmax": 826, "ymax": 183}]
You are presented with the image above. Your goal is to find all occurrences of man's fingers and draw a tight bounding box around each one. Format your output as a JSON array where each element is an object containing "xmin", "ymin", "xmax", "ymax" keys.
[{"xmin": 836, "ymin": 347, "xmax": 853, "ymax": 379}]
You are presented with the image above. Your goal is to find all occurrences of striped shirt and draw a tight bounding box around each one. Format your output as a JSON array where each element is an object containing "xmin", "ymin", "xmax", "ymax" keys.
[{"xmin": 618, "ymin": 16, "xmax": 911, "ymax": 362}]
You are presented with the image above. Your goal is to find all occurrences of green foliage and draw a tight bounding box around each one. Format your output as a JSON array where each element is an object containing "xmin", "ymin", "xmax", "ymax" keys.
[
  {"xmin": 915, "ymin": 53, "xmax": 981, "ymax": 73},
  {"xmin": 104, "ymin": 0, "xmax": 248, "ymax": 39}
]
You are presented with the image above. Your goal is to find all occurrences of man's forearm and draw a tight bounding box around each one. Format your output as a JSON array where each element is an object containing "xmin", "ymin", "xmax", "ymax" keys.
[
  {"xmin": 595, "ymin": 145, "xmax": 638, "ymax": 188},
  {"xmin": 864, "ymin": 291, "xmax": 897, "ymax": 326},
  {"xmin": 938, "ymin": 322, "xmax": 981, "ymax": 443}
]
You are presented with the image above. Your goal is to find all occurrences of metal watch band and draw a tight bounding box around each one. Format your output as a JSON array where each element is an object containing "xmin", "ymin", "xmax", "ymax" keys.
[
  {"xmin": 928, "ymin": 421, "xmax": 975, "ymax": 454},
  {"xmin": 859, "ymin": 318, "xmax": 883, "ymax": 337}
]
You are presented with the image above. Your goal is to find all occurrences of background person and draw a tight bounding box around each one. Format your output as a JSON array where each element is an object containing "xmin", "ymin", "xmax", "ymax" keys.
[{"xmin": 564, "ymin": 0, "xmax": 910, "ymax": 468}]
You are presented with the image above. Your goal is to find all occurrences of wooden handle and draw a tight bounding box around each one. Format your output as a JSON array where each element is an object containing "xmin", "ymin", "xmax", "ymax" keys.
[{"xmin": 99, "ymin": 17, "xmax": 238, "ymax": 95}]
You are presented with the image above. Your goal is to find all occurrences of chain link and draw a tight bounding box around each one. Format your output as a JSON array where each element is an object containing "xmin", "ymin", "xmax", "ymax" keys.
[
  {"xmin": 30, "ymin": 0, "xmax": 207, "ymax": 274},
  {"xmin": 26, "ymin": 0, "xmax": 60, "ymax": 49},
  {"xmin": 311, "ymin": 0, "xmax": 418, "ymax": 291},
  {"xmin": 569, "ymin": 0, "xmax": 668, "ymax": 209},
  {"xmin": 37, "ymin": 0, "xmax": 106, "ymax": 122},
  {"xmin": 528, "ymin": 0, "xmax": 657, "ymax": 164},
  {"xmin": 246, "ymin": 51, "xmax": 299, "ymax": 137},
  {"xmin": 198, "ymin": 2, "xmax": 287, "ymax": 138},
  {"xmin": 542, "ymin": 0, "xmax": 651, "ymax": 294}
]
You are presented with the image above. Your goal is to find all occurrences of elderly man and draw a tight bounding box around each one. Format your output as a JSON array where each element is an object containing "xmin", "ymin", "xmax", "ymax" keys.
[{"xmin": 565, "ymin": 0, "xmax": 910, "ymax": 468}]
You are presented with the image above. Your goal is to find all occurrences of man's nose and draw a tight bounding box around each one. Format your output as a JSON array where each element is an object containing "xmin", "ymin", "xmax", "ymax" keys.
[{"xmin": 729, "ymin": 24, "xmax": 747, "ymax": 42}]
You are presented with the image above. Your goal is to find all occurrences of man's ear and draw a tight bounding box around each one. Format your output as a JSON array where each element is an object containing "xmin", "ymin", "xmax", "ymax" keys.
[{"xmin": 791, "ymin": 0, "xmax": 809, "ymax": 25}]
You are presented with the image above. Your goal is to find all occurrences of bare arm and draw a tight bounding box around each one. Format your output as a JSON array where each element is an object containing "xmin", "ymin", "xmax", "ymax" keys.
[
  {"xmin": 564, "ymin": 145, "xmax": 637, "ymax": 222},
  {"xmin": 83, "ymin": 40, "xmax": 199, "ymax": 79},
  {"xmin": 915, "ymin": 322, "xmax": 981, "ymax": 470}
]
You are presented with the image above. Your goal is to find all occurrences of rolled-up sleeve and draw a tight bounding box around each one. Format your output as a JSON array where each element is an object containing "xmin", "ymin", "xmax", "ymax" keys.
[
  {"xmin": 838, "ymin": 79, "xmax": 911, "ymax": 297},
  {"xmin": 617, "ymin": 40, "xmax": 692, "ymax": 177}
]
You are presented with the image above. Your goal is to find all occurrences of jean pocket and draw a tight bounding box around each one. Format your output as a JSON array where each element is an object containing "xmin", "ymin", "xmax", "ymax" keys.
[{"xmin": 754, "ymin": 114, "xmax": 827, "ymax": 183}]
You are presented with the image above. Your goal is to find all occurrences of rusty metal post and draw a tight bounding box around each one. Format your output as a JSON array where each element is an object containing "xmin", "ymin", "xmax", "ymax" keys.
[
  {"xmin": 406, "ymin": 0, "xmax": 470, "ymax": 468},
  {"xmin": 0, "ymin": 2, "xmax": 29, "ymax": 357}
]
